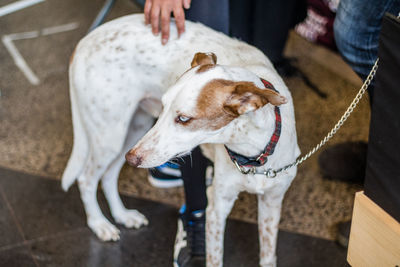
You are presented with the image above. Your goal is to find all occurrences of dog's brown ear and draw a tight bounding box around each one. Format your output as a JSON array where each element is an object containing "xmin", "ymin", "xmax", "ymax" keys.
[
  {"xmin": 191, "ymin": 52, "xmax": 217, "ymax": 67},
  {"xmin": 223, "ymin": 82, "xmax": 287, "ymax": 116}
]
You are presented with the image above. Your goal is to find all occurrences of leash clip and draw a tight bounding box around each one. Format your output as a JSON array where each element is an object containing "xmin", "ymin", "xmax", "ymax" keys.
[
  {"xmin": 233, "ymin": 159, "xmax": 278, "ymax": 178},
  {"xmin": 233, "ymin": 160, "xmax": 256, "ymax": 175}
]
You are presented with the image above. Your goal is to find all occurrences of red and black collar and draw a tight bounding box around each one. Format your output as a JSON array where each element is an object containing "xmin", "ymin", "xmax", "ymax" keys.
[{"xmin": 225, "ymin": 78, "xmax": 282, "ymax": 168}]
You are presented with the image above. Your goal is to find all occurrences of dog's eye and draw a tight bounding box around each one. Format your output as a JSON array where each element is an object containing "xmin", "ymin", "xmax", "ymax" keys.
[{"xmin": 176, "ymin": 115, "xmax": 192, "ymax": 123}]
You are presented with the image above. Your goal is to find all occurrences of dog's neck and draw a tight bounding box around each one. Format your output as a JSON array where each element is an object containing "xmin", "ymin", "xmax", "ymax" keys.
[{"xmin": 223, "ymin": 105, "xmax": 276, "ymax": 160}]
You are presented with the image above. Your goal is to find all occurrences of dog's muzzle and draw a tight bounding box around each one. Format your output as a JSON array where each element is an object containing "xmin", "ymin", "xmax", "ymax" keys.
[{"xmin": 125, "ymin": 149, "xmax": 143, "ymax": 167}]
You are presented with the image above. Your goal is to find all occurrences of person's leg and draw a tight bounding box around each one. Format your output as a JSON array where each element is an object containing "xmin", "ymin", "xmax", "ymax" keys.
[
  {"xmin": 179, "ymin": 146, "xmax": 209, "ymax": 213},
  {"xmin": 174, "ymin": 147, "xmax": 209, "ymax": 267},
  {"xmin": 230, "ymin": 0, "xmax": 308, "ymax": 78},
  {"xmin": 229, "ymin": 0, "xmax": 301, "ymax": 64},
  {"xmin": 334, "ymin": 0, "xmax": 399, "ymax": 98},
  {"xmin": 251, "ymin": 0, "xmax": 298, "ymax": 64},
  {"xmin": 180, "ymin": 0, "xmax": 229, "ymax": 215},
  {"xmin": 229, "ymin": 0, "xmax": 253, "ymax": 43},
  {"xmin": 185, "ymin": 0, "xmax": 229, "ymax": 34},
  {"xmin": 174, "ymin": 2, "xmax": 229, "ymax": 266}
]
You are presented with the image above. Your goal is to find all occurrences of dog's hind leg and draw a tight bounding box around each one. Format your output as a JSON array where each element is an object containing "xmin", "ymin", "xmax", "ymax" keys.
[
  {"xmin": 257, "ymin": 192, "xmax": 285, "ymax": 267},
  {"xmin": 62, "ymin": 83, "xmax": 89, "ymax": 191},
  {"xmin": 101, "ymin": 107, "xmax": 153, "ymax": 229}
]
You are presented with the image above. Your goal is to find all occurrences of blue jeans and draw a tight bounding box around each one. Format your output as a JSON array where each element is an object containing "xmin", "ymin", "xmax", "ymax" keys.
[{"xmin": 334, "ymin": 0, "xmax": 400, "ymax": 82}]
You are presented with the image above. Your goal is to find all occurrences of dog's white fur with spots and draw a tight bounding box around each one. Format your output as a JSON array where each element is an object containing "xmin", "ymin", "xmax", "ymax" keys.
[{"xmin": 62, "ymin": 14, "xmax": 300, "ymax": 267}]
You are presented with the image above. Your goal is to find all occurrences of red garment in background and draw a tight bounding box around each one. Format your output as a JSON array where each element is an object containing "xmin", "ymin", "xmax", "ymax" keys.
[{"xmin": 295, "ymin": 0, "xmax": 339, "ymax": 50}]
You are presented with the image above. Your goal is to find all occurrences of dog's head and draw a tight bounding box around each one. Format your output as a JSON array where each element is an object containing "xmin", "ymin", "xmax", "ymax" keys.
[{"xmin": 126, "ymin": 52, "xmax": 287, "ymax": 168}]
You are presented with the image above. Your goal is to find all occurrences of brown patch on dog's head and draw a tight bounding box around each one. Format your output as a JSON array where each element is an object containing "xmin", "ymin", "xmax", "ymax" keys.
[
  {"xmin": 223, "ymin": 82, "xmax": 287, "ymax": 116},
  {"xmin": 175, "ymin": 53, "xmax": 217, "ymax": 80},
  {"xmin": 179, "ymin": 79, "xmax": 286, "ymax": 131},
  {"xmin": 191, "ymin": 52, "xmax": 217, "ymax": 68},
  {"xmin": 186, "ymin": 79, "xmax": 235, "ymax": 131},
  {"xmin": 197, "ymin": 64, "xmax": 216, "ymax": 73}
]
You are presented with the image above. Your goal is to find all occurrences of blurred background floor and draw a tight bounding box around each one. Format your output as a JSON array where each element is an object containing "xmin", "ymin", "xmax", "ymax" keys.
[{"xmin": 0, "ymin": 0, "xmax": 368, "ymax": 265}]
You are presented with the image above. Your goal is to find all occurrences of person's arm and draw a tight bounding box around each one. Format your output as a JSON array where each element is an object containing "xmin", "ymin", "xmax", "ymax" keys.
[{"xmin": 144, "ymin": 0, "xmax": 191, "ymax": 45}]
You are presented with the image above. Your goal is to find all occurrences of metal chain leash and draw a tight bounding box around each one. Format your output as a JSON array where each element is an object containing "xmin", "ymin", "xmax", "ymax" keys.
[
  {"xmin": 234, "ymin": 57, "xmax": 380, "ymax": 178},
  {"xmin": 270, "ymin": 58, "xmax": 379, "ymax": 177},
  {"xmin": 268, "ymin": 12, "xmax": 400, "ymax": 178},
  {"xmin": 234, "ymin": 12, "xmax": 400, "ymax": 178},
  {"xmin": 259, "ymin": 56, "xmax": 380, "ymax": 178}
]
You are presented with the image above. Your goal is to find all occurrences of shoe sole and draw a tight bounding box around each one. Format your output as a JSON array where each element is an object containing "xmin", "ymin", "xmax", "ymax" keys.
[
  {"xmin": 148, "ymin": 175, "xmax": 183, "ymax": 188},
  {"xmin": 173, "ymin": 217, "xmax": 186, "ymax": 267}
]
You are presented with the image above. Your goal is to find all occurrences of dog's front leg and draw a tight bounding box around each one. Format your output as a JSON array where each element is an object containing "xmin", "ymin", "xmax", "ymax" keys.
[
  {"xmin": 206, "ymin": 182, "xmax": 238, "ymax": 267},
  {"xmin": 102, "ymin": 108, "xmax": 152, "ymax": 229},
  {"xmin": 78, "ymin": 147, "xmax": 122, "ymax": 242},
  {"xmin": 102, "ymin": 153, "xmax": 148, "ymax": 229},
  {"xmin": 257, "ymin": 192, "xmax": 284, "ymax": 267}
]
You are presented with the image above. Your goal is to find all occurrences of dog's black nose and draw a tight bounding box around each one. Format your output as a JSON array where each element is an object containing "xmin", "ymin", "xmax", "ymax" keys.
[{"xmin": 125, "ymin": 150, "xmax": 143, "ymax": 167}]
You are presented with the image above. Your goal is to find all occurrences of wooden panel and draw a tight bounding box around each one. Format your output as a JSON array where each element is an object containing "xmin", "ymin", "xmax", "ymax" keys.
[{"xmin": 347, "ymin": 191, "xmax": 400, "ymax": 266}]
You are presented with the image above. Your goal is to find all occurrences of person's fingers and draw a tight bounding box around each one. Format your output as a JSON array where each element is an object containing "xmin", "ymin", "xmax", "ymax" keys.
[
  {"xmin": 183, "ymin": 0, "xmax": 191, "ymax": 9},
  {"xmin": 161, "ymin": 7, "xmax": 171, "ymax": 45},
  {"xmin": 173, "ymin": 7, "xmax": 185, "ymax": 37},
  {"xmin": 150, "ymin": 4, "xmax": 161, "ymax": 35},
  {"xmin": 144, "ymin": 0, "xmax": 152, "ymax": 24}
]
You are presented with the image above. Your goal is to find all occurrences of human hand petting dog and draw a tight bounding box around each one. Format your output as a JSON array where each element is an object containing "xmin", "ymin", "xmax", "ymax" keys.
[{"xmin": 144, "ymin": 0, "xmax": 192, "ymax": 45}]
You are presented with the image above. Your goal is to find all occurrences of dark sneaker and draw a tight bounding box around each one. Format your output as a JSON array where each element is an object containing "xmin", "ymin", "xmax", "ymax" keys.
[
  {"xmin": 174, "ymin": 206, "xmax": 206, "ymax": 267},
  {"xmin": 148, "ymin": 162, "xmax": 183, "ymax": 188},
  {"xmin": 318, "ymin": 141, "xmax": 368, "ymax": 185}
]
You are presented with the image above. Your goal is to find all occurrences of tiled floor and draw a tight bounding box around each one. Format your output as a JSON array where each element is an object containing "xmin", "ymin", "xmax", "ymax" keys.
[
  {"xmin": 0, "ymin": 0, "xmax": 369, "ymax": 265},
  {"xmin": 0, "ymin": 167, "xmax": 347, "ymax": 267}
]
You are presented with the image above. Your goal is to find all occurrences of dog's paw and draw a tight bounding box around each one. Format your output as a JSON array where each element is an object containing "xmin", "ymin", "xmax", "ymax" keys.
[
  {"xmin": 260, "ymin": 256, "xmax": 277, "ymax": 267},
  {"xmin": 88, "ymin": 218, "xmax": 120, "ymax": 242},
  {"xmin": 114, "ymin": 209, "xmax": 149, "ymax": 229}
]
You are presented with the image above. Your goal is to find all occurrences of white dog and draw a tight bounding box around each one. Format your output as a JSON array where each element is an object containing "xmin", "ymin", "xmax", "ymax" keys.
[{"xmin": 63, "ymin": 14, "xmax": 300, "ymax": 267}]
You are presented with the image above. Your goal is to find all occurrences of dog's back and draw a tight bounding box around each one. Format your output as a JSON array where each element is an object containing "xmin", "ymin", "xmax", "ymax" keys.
[{"xmin": 63, "ymin": 14, "xmax": 284, "ymax": 189}]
